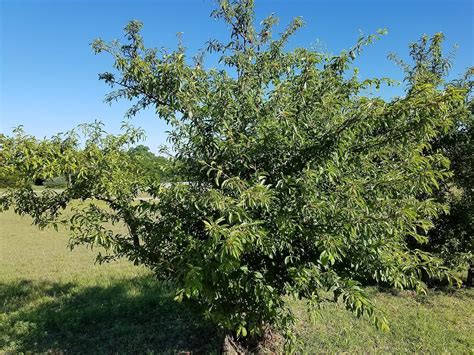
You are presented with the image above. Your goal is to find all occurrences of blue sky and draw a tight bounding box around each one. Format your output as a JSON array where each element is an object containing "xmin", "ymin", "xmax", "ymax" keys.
[{"xmin": 1, "ymin": 0, "xmax": 472, "ymax": 151}]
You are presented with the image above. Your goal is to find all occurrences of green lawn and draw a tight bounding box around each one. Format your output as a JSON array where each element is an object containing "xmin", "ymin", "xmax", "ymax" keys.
[{"xmin": 1, "ymin": 209, "xmax": 473, "ymax": 353}]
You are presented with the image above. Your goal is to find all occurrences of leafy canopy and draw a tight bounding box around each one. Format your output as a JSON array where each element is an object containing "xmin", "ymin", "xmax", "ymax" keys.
[
  {"xmin": 0, "ymin": 0, "xmax": 471, "ymax": 346},
  {"xmin": 128, "ymin": 145, "xmax": 177, "ymax": 183}
]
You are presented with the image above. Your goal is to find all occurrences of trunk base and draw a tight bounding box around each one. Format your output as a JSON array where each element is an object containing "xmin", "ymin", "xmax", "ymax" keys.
[
  {"xmin": 221, "ymin": 334, "xmax": 245, "ymax": 355},
  {"xmin": 466, "ymin": 263, "xmax": 473, "ymax": 288},
  {"xmin": 220, "ymin": 329, "xmax": 283, "ymax": 354}
]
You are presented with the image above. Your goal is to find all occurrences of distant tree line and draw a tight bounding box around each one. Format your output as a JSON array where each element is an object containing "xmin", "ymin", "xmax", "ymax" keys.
[{"xmin": 127, "ymin": 144, "xmax": 179, "ymax": 184}]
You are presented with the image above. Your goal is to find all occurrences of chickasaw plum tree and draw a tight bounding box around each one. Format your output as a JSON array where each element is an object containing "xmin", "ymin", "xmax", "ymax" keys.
[{"xmin": 0, "ymin": 0, "xmax": 471, "ymax": 348}]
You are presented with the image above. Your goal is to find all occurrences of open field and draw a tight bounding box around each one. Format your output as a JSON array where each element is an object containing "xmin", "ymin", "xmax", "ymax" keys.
[{"xmin": 1, "ymin": 208, "xmax": 473, "ymax": 353}]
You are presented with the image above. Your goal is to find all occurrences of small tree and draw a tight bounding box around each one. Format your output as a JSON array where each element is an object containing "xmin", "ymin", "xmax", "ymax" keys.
[{"xmin": 0, "ymin": 0, "xmax": 471, "ymax": 349}]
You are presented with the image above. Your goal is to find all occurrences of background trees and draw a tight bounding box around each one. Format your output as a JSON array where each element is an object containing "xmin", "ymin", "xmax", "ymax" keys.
[
  {"xmin": 128, "ymin": 144, "xmax": 177, "ymax": 183},
  {"xmin": 0, "ymin": 0, "xmax": 471, "ymax": 349}
]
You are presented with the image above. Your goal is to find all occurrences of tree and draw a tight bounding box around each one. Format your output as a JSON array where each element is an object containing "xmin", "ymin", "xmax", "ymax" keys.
[
  {"xmin": 389, "ymin": 34, "xmax": 473, "ymax": 286},
  {"xmin": 0, "ymin": 0, "xmax": 471, "ymax": 349},
  {"xmin": 128, "ymin": 144, "xmax": 177, "ymax": 183}
]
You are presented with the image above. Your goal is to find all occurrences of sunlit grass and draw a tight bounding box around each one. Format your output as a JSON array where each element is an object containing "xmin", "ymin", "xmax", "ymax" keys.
[{"xmin": 292, "ymin": 288, "xmax": 473, "ymax": 353}]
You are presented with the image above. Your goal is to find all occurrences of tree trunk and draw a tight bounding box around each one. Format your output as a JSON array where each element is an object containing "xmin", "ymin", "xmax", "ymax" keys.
[
  {"xmin": 220, "ymin": 329, "xmax": 281, "ymax": 354},
  {"xmin": 221, "ymin": 335, "xmax": 244, "ymax": 355},
  {"xmin": 466, "ymin": 263, "xmax": 473, "ymax": 288}
]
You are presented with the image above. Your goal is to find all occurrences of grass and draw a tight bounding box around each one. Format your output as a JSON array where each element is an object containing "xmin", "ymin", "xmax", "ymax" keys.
[
  {"xmin": 293, "ymin": 289, "xmax": 473, "ymax": 353},
  {"xmin": 0, "ymin": 208, "xmax": 220, "ymax": 354},
  {"xmin": 1, "ymin": 208, "xmax": 473, "ymax": 353}
]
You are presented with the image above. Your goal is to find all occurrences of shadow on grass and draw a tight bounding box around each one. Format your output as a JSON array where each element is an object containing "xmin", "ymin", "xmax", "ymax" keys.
[{"xmin": 0, "ymin": 276, "xmax": 221, "ymax": 354}]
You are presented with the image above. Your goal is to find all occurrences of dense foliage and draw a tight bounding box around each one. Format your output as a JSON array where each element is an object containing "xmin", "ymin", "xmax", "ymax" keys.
[
  {"xmin": 0, "ymin": 143, "xmax": 174, "ymax": 189},
  {"xmin": 0, "ymin": 0, "xmax": 471, "ymax": 347},
  {"xmin": 0, "ymin": 171, "xmax": 20, "ymax": 188},
  {"xmin": 389, "ymin": 34, "xmax": 473, "ymax": 284},
  {"xmin": 128, "ymin": 144, "xmax": 177, "ymax": 183},
  {"xmin": 429, "ymin": 96, "xmax": 473, "ymax": 284},
  {"xmin": 0, "ymin": 134, "xmax": 20, "ymax": 187}
]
